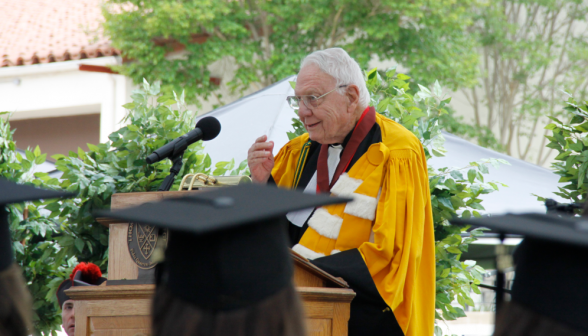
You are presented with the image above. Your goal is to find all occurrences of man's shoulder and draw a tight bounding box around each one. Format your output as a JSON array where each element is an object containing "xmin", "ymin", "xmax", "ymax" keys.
[
  {"xmin": 280, "ymin": 133, "xmax": 310, "ymax": 153},
  {"xmin": 375, "ymin": 113, "xmax": 422, "ymax": 153}
]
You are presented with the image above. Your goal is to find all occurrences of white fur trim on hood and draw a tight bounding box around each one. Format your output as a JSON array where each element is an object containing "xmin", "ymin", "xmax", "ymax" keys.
[
  {"xmin": 331, "ymin": 173, "xmax": 363, "ymax": 196},
  {"xmin": 344, "ymin": 193, "xmax": 378, "ymax": 221},
  {"xmin": 292, "ymin": 244, "xmax": 325, "ymax": 260},
  {"xmin": 308, "ymin": 208, "xmax": 344, "ymax": 240}
]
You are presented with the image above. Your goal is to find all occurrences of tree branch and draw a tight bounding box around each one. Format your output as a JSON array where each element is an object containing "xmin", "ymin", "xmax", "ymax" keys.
[{"xmin": 328, "ymin": 6, "xmax": 344, "ymax": 48}]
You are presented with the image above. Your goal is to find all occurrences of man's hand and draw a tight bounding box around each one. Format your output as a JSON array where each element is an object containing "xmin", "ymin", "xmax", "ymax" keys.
[{"xmin": 247, "ymin": 135, "xmax": 275, "ymax": 183}]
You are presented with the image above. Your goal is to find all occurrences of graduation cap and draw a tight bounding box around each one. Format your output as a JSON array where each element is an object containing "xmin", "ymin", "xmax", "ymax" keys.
[
  {"xmin": 97, "ymin": 183, "xmax": 351, "ymax": 311},
  {"xmin": 56, "ymin": 262, "xmax": 107, "ymax": 307},
  {"xmin": 452, "ymin": 213, "xmax": 588, "ymax": 248},
  {"xmin": 0, "ymin": 178, "xmax": 74, "ymax": 205},
  {"xmin": 0, "ymin": 178, "xmax": 74, "ymax": 273},
  {"xmin": 452, "ymin": 212, "xmax": 588, "ymax": 331}
]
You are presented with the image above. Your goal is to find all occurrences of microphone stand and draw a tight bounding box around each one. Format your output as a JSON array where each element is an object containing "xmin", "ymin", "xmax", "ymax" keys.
[
  {"xmin": 495, "ymin": 232, "xmax": 506, "ymax": 313},
  {"xmin": 146, "ymin": 142, "xmax": 186, "ymax": 286},
  {"xmin": 157, "ymin": 150, "xmax": 185, "ymax": 191}
]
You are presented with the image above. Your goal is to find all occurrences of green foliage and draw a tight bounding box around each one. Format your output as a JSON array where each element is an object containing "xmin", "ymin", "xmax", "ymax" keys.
[
  {"xmin": 544, "ymin": 94, "xmax": 588, "ymax": 204},
  {"xmin": 0, "ymin": 112, "xmax": 69, "ymax": 335},
  {"xmin": 44, "ymin": 80, "xmax": 249, "ymax": 299},
  {"xmin": 289, "ymin": 69, "xmax": 509, "ymax": 323},
  {"xmin": 102, "ymin": 0, "xmax": 482, "ymax": 105},
  {"xmin": 2, "ymin": 82, "xmax": 249, "ymax": 334}
]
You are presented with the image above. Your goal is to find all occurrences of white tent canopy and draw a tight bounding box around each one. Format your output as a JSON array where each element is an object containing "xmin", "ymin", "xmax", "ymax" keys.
[
  {"xmin": 429, "ymin": 133, "xmax": 565, "ymax": 214},
  {"xmin": 195, "ymin": 76, "xmax": 298, "ymax": 167},
  {"xmin": 195, "ymin": 76, "xmax": 566, "ymax": 215}
]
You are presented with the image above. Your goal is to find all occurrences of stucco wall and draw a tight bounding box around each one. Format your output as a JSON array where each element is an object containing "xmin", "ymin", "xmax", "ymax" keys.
[
  {"xmin": 10, "ymin": 114, "xmax": 100, "ymax": 158},
  {"xmin": 0, "ymin": 56, "xmax": 131, "ymax": 144}
]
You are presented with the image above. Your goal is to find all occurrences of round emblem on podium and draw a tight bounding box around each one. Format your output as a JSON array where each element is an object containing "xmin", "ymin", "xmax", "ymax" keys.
[{"xmin": 127, "ymin": 223, "xmax": 168, "ymax": 269}]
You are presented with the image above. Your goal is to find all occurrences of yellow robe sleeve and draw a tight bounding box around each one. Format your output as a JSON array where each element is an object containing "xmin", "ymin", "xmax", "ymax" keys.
[
  {"xmin": 358, "ymin": 146, "xmax": 435, "ymax": 336},
  {"xmin": 271, "ymin": 134, "xmax": 309, "ymax": 188}
]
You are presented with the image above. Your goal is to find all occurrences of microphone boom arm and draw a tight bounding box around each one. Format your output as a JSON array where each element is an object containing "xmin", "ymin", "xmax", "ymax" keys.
[
  {"xmin": 146, "ymin": 116, "xmax": 221, "ymax": 190},
  {"xmin": 146, "ymin": 128, "xmax": 203, "ymax": 164}
]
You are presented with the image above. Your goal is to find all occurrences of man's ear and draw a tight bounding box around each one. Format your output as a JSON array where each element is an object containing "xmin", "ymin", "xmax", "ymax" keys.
[{"xmin": 346, "ymin": 85, "xmax": 360, "ymax": 113}]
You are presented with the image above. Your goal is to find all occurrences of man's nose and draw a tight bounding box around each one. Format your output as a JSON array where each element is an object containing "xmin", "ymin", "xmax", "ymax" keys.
[{"xmin": 298, "ymin": 103, "xmax": 313, "ymax": 119}]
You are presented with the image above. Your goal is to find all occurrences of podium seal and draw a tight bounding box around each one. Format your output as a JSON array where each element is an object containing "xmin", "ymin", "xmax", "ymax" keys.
[{"xmin": 127, "ymin": 223, "xmax": 168, "ymax": 269}]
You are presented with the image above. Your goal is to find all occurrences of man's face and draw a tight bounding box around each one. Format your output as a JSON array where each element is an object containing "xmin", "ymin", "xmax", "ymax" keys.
[
  {"xmin": 295, "ymin": 64, "xmax": 355, "ymax": 144},
  {"xmin": 62, "ymin": 300, "xmax": 75, "ymax": 336}
]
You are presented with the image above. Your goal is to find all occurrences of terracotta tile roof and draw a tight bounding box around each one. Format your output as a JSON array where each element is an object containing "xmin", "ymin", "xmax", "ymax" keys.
[{"xmin": 0, "ymin": 0, "xmax": 119, "ymax": 67}]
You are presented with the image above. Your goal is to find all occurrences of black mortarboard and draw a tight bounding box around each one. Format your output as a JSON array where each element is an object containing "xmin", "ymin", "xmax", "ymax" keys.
[
  {"xmin": 452, "ymin": 213, "xmax": 588, "ymax": 332},
  {"xmin": 0, "ymin": 178, "xmax": 74, "ymax": 272},
  {"xmin": 97, "ymin": 183, "xmax": 350, "ymax": 311},
  {"xmin": 451, "ymin": 213, "xmax": 588, "ymax": 247},
  {"xmin": 0, "ymin": 178, "xmax": 74, "ymax": 205}
]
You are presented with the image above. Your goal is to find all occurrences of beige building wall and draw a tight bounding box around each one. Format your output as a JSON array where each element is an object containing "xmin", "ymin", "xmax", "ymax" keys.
[
  {"xmin": 450, "ymin": 89, "xmax": 560, "ymax": 167},
  {"xmin": 10, "ymin": 114, "xmax": 100, "ymax": 158},
  {"xmin": 0, "ymin": 57, "xmax": 132, "ymax": 144}
]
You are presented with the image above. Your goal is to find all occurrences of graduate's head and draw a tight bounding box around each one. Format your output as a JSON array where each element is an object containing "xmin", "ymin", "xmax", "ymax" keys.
[
  {"xmin": 96, "ymin": 184, "xmax": 351, "ymax": 336},
  {"xmin": 56, "ymin": 262, "xmax": 106, "ymax": 336},
  {"xmin": 294, "ymin": 48, "xmax": 369, "ymax": 144}
]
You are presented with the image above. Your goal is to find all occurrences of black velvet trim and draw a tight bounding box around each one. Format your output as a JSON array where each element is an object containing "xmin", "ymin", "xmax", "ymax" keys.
[
  {"xmin": 57, "ymin": 280, "xmax": 72, "ymax": 308},
  {"xmin": 287, "ymin": 216, "xmax": 311, "ymax": 247},
  {"xmin": 310, "ymin": 249, "xmax": 404, "ymax": 336},
  {"xmin": 0, "ymin": 207, "xmax": 14, "ymax": 273},
  {"xmin": 512, "ymin": 238, "xmax": 588, "ymax": 332},
  {"xmin": 296, "ymin": 141, "xmax": 320, "ymax": 191}
]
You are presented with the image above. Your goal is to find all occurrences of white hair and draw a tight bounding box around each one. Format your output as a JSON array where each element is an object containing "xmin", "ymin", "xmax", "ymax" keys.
[{"xmin": 300, "ymin": 48, "xmax": 370, "ymax": 109}]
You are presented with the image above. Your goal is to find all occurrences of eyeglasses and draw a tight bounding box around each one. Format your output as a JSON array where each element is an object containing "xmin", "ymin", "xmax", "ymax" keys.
[{"xmin": 287, "ymin": 85, "xmax": 348, "ymax": 110}]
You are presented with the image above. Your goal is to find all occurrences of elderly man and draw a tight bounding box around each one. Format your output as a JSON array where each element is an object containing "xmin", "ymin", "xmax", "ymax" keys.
[
  {"xmin": 247, "ymin": 48, "xmax": 434, "ymax": 336},
  {"xmin": 60, "ymin": 300, "xmax": 75, "ymax": 336}
]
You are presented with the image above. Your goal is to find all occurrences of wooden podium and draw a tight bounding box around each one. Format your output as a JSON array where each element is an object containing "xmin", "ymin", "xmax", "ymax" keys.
[{"xmin": 67, "ymin": 191, "xmax": 355, "ymax": 336}]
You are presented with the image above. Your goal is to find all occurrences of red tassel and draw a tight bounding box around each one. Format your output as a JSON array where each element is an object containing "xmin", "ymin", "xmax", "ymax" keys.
[{"xmin": 69, "ymin": 262, "xmax": 102, "ymax": 284}]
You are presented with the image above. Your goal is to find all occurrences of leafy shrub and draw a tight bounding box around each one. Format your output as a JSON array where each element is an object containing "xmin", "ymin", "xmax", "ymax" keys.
[
  {"xmin": 544, "ymin": 94, "xmax": 588, "ymax": 204},
  {"xmin": 3, "ymin": 82, "xmax": 248, "ymax": 334},
  {"xmin": 44, "ymin": 80, "xmax": 249, "ymax": 302},
  {"xmin": 0, "ymin": 113, "xmax": 72, "ymax": 335},
  {"xmin": 289, "ymin": 68, "xmax": 509, "ymax": 331}
]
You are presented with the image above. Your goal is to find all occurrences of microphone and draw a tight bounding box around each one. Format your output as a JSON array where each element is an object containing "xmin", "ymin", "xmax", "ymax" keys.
[{"xmin": 146, "ymin": 116, "xmax": 221, "ymax": 164}]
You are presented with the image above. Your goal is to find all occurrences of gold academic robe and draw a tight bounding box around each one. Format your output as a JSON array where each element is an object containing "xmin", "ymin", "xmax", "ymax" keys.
[{"xmin": 271, "ymin": 113, "xmax": 435, "ymax": 336}]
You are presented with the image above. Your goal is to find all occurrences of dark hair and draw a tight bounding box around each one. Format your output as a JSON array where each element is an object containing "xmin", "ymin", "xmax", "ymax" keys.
[
  {"xmin": 0, "ymin": 264, "xmax": 32, "ymax": 336},
  {"xmin": 499, "ymin": 201, "xmax": 588, "ymax": 335},
  {"xmin": 495, "ymin": 301, "xmax": 588, "ymax": 336},
  {"xmin": 152, "ymin": 282, "xmax": 307, "ymax": 336}
]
